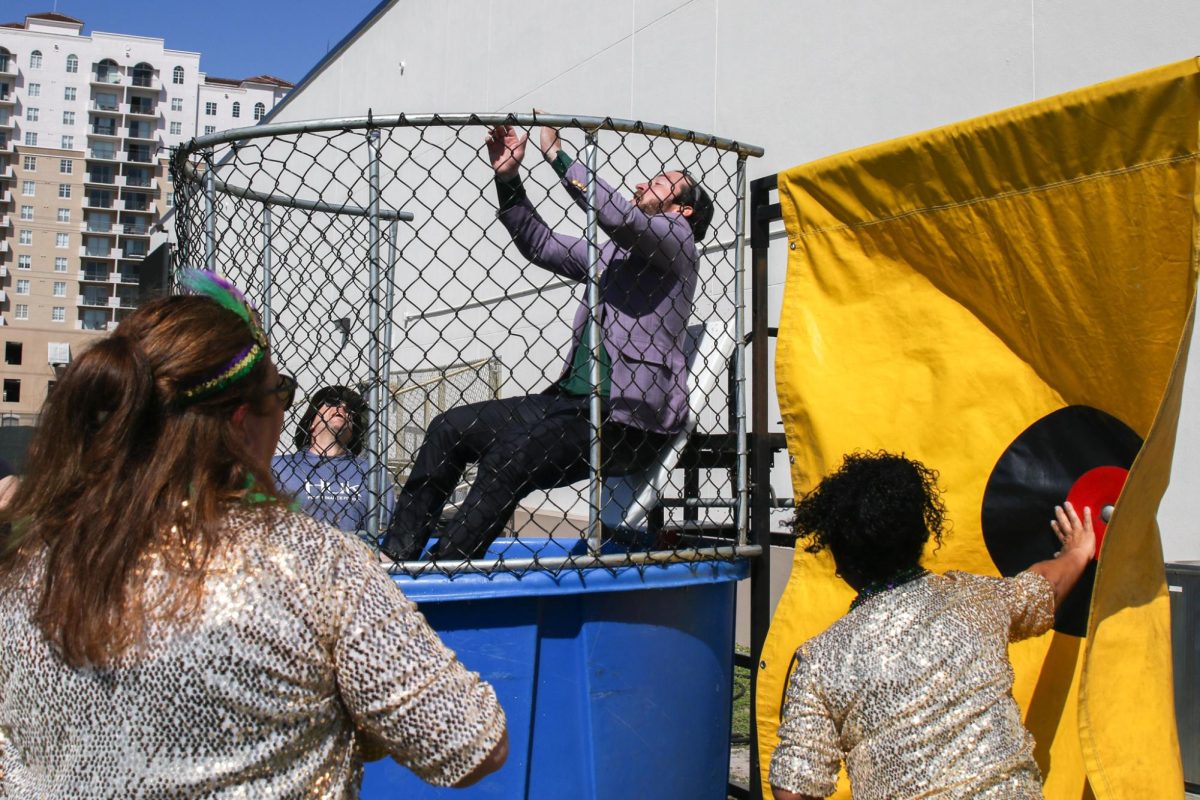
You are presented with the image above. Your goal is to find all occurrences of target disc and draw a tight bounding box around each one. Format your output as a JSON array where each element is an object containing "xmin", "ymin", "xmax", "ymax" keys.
[{"xmin": 980, "ymin": 405, "xmax": 1142, "ymax": 637}]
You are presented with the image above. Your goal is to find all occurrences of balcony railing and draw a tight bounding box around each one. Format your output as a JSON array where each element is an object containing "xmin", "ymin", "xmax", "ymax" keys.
[
  {"xmin": 91, "ymin": 71, "xmax": 123, "ymax": 86},
  {"xmin": 77, "ymin": 270, "xmax": 110, "ymax": 283},
  {"xmin": 127, "ymin": 104, "xmax": 158, "ymax": 117},
  {"xmin": 76, "ymin": 294, "xmax": 111, "ymax": 308},
  {"xmin": 85, "ymin": 172, "xmax": 116, "ymax": 185},
  {"xmin": 75, "ymin": 319, "xmax": 119, "ymax": 332}
]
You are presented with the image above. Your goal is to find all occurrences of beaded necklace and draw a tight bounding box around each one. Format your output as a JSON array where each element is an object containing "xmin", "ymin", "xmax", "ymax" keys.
[{"xmin": 850, "ymin": 566, "xmax": 930, "ymax": 611}]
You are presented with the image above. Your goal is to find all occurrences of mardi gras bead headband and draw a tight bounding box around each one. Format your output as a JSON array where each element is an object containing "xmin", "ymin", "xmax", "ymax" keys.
[{"xmin": 177, "ymin": 269, "xmax": 270, "ymax": 405}]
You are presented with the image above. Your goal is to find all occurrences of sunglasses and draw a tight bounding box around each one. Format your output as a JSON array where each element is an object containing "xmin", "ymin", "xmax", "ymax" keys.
[{"xmin": 263, "ymin": 373, "xmax": 297, "ymax": 410}]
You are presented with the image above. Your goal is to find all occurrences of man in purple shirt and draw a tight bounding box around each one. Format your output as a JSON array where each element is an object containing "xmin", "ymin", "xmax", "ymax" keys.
[{"xmin": 382, "ymin": 123, "xmax": 713, "ymax": 561}]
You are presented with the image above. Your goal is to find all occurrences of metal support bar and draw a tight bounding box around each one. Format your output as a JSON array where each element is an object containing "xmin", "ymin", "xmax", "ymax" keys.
[
  {"xmin": 203, "ymin": 167, "xmax": 216, "ymax": 271},
  {"xmin": 380, "ymin": 219, "xmax": 401, "ymax": 491},
  {"xmin": 584, "ymin": 132, "xmax": 603, "ymax": 555},
  {"xmin": 261, "ymin": 205, "xmax": 273, "ymax": 336},
  {"xmin": 733, "ymin": 157, "xmax": 750, "ymax": 545},
  {"xmin": 747, "ymin": 172, "xmax": 778, "ymax": 800},
  {"xmin": 365, "ymin": 129, "xmax": 384, "ymax": 540}
]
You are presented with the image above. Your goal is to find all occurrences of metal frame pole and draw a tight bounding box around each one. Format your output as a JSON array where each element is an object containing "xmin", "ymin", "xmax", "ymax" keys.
[
  {"xmin": 204, "ymin": 166, "xmax": 216, "ymax": 271},
  {"xmin": 261, "ymin": 204, "xmax": 273, "ymax": 336},
  {"xmin": 747, "ymin": 173, "xmax": 777, "ymax": 800},
  {"xmin": 366, "ymin": 129, "xmax": 384, "ymax": 540},
  {"xmin": 733, "ymin": 157, "xmax": 750, "ymax": 545},
  {"xmin": 584, "ymin": 130, "xmax": 603, "ymax": 555},
  {"xmin": 380, "ymin": 218, "xmax": 401, "ymax": 492}
]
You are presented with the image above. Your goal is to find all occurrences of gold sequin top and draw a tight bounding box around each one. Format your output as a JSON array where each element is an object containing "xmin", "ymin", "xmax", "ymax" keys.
[
  {"xmin": 769, "ymin": 570, "xmax": 1055, "ymax": 800},
  {"xmin": 0, "ymin": 508, "xmax": 506, "ymax": 798}
]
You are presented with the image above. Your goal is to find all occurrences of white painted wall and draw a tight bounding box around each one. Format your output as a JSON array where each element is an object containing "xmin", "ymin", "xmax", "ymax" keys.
[{"xmin": 263, "ymin": 0, "xmax": 1200, "ymax": 559}]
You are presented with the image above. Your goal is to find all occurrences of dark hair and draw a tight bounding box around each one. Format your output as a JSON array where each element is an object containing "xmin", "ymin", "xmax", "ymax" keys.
[
  {"xmin": 791, "ymin": 451, "xmax": 946, "ymax": 589},
  {"xmin": 293, "ymin": 385, "xmax": 367, "ymax": 456},
  {"xmin": 0, "ymin": 294, "xmax": 282, "ymax": 667},
  {"xmin": 675, "ymin": 171, "xmax": 714, "ymax": 242}
]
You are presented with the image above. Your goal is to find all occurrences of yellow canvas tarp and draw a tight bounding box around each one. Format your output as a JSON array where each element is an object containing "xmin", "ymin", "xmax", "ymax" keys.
[{"xmin": 758, "ymin": 58, "xmax": 1198, "ymax": 799}]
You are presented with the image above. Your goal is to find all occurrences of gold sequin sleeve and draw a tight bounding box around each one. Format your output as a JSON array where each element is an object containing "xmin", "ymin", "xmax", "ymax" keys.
[
  {"xmin": 327, "ymin": 538, "xmax": 506, "ymax": 787},
  {"xmin": 768, "ymin": 646, "xmax": 842, "ymax": 798},
  {"xmin": 981, "ymin": 570, "xmax": 1056, "ymax": 642}
]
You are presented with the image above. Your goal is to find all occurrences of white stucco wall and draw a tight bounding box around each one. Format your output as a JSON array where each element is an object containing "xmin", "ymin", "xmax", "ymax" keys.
[{"xmin": 261, "ymin": 0, "xmax": 1200, "ymax": 560}]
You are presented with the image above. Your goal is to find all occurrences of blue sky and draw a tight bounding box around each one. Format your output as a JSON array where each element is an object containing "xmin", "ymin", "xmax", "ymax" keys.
[{"xmin": 10, "ymin": 1, "xmax": 388, "ymax": 84}]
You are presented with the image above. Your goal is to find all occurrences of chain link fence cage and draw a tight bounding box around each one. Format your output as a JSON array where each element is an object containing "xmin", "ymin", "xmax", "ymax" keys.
[{"xmin": 170, "ymin": 113, "xmax": 764, "ymax": 578}]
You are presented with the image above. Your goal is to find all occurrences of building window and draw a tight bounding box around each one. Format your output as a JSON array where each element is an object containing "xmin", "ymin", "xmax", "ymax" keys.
[
  {"xmin": 13, "ymin": 305, "xmax": 28, "ymax": 321},
  {"xmin": 62, "ymin": 111, "xmax": 75, "ymax": 126},
  {"xmin": 4, "ymin": 342, "xmax": 21, "ymax": 366},
  {"xmin": 232, "ymin": 102, "xmax": 241, "ymax": 118},
  {"xmin": 58, "ymin": 184, "xmax": 71, "ymax": 198},
  {"xmin": 55, "ymin": 233, "xmax": 69, "ymax": 248},
  {"xmin": 61, "ymin": 135, "xmax": 74, "ymax": 150},
  {"xmin": 165, "ymin": 192, "xmax": 174, "ymax": 207},
  {"xmin": 16, "ymin": 255, "xmax": 30, "ymax": 270},
  {"xmin": 169, "ymin": 121, "xmax": 181, "ymax": 135},
  {"xmin": 56, "ymin": 208, "xmax": 70, "ymax": 223},
  {"xmin": 52, "ymin": 281, "xmax": 66, "ymax": 297},
  {"xmin": 23, "ymin": 132, "xmax": 36, "ymax": 146},
  {"xmin": 64, "ymin": 86, "xmax": 76, "ymax": 101},
  {"xmin": 51, "ymin": 307, "xmax": 65, "ymax": 322},
  {"xmin": 172, "ymin": 66, "xmax": 184, "ymax": 85},
  {"xmin": 20, "ymin": 180, "xmax": 34, "ymax": 197},
  {"xmin": 204, "ymin": 125, "xmax": 215, "ymax": 135},
  {"xmin": 171, "ymin": 97, "xmax": 183, "ymax": 112},
  {"xmin": 2, "ymin": 380, "xmax": 20, "ymax": 403},
  {"xmin": 254, "ymin": 102, "xmax": 266, "ymax": 121},
  {"xmin": 22, "ymin": 156, "xmax": 35, "ymax": 171},
  {"xmin": 59, "ymin": 159, "xmax": 72, "ymax": 174},
  {"xmin": 54, "ymin": 257, "xmax": 67, "ymax": 272},
  {"xmin": 66, "ymin": 54, "xmax": 78, "ymax": 73},
  {"xmin": 19, "ymin": 206, "xmax": 32, "ymax": 220},
  {"xmin": 18, "ymin": 230, "xmax": 31, "ymax": 245},
  {"xmin": 27, "ymin": 83, "xmax": 40, "ymax": 97},
  {"xmin": 204, "ymin": 102, "xmax": 217, "ymax": 116},
  {"xmin": 16, "ymin": 279, "xmax": 30, "ymax": 295},
  {"xmin": 25, "ymin": 107, "xmax": 38, "ymax": 122}
]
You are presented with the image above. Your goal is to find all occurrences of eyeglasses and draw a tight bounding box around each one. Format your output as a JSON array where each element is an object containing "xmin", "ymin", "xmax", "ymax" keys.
[{"xmin": 263, "ymin": 373, "xmax": 297, "ymax": 410}]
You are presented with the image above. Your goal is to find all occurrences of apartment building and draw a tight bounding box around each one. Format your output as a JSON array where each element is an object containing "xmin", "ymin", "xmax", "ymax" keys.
[{"xmin": 0, "ymin": 11, "xmax": 291, "ymax": 423}]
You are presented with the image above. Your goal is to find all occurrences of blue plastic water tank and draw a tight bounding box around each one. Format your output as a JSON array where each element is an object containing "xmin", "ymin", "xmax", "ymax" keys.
[{"xmin": 360, "ymin": 538, "xmax": 748, "ymax": 799}]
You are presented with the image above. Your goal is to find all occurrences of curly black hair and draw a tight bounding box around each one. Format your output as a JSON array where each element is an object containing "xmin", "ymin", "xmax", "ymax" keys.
[{"xmin": 791, "ymin": 451, "xmax": 947, "ymax": 589}]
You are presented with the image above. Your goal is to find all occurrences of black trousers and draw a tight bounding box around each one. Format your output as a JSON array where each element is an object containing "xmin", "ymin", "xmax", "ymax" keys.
[{"xmin": 382, "ymin": 392, "xmax": 669, "ymax": 561}]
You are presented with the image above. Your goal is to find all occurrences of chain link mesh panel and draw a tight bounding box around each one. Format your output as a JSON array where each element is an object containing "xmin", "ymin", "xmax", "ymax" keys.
[{"xmin": 170, "ymin": 113, "xmax": 762, "ymax": 577}]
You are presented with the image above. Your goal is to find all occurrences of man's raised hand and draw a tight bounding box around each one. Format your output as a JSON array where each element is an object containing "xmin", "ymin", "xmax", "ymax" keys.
[
  {"xmin": 534, "ymin": 109, "xmax": 562, "ymax": 162},
  {"xmin": 486, "ymin": 125, "xmax": 527, "ymax": 178}
]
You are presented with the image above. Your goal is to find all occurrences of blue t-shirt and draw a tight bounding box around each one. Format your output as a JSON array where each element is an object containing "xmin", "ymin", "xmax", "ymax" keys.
[{"xmin": 271, "ymin": 451, "xmax": 395, "ymax": 535}]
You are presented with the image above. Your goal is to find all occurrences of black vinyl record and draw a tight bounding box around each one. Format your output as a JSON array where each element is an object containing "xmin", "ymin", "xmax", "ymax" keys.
[{"xmin": 980, "ymin": 405, "xmax": 1143, "ymax": 637}]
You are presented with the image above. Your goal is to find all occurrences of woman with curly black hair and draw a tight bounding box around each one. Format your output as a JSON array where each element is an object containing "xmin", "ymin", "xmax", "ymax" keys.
[{"xmin": 770, "ymin": 451, "xmax": 1094, "ymax": 800}]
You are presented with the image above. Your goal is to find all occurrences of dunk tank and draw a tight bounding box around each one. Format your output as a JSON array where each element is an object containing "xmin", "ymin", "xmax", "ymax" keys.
[{"xmin": 170, "ymin": 113, "xmax": 764, "ymax": 797}]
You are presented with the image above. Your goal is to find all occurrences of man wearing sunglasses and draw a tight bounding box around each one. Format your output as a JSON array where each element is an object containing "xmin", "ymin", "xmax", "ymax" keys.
[
  {"xmin": 273, "ymin": 384, "xmax": 395, "ymax": 536},
  {"xmin": 382, "ymin": 120, "xmax": 713, "ymax": 562}
]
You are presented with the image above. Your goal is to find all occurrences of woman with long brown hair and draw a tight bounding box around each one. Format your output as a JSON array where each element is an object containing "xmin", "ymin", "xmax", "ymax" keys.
[{"xmin": 0, "ymin": 273, "xmax": 507, "ymax": 797}]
